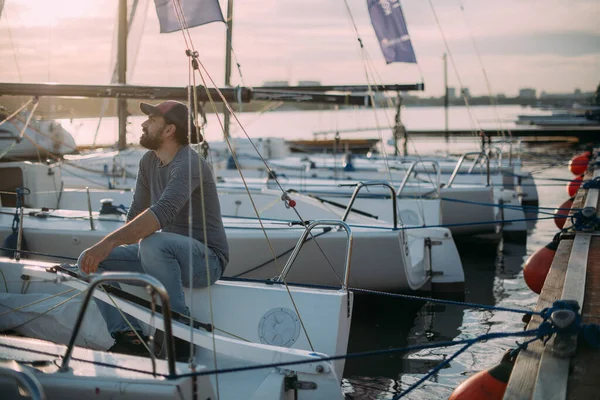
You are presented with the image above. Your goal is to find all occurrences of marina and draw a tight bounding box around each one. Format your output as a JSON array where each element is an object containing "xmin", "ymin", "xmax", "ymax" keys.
[{"xmin": 1, "ymin": 0, "xmax": 599, "ymax": 398}]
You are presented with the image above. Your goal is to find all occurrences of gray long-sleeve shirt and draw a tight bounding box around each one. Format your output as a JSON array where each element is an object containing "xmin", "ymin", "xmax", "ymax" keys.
[{"xmin": 127, "ymin": 146, "xmax": 229, "ymax": 268}]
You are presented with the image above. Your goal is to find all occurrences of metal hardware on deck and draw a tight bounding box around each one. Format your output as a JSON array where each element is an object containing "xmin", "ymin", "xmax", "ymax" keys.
[
  {"xmin": 86, "ymin": 187, "xmax": 95, "ymax": 231},
  {"xmin": 396, "ymin": 160, "xmax": 442, "ymax": 197},
  {"xmin": 582, "ymin": 168, "xmax": 599, "ymax": 222},
  {"xmin": 491, "ymin": 139, "xmax": 515, "ymax": 166},
  {"xmin": 485, "ymin": 145, "xmax": 504, "ymax": 170},
  {"xmin": 339, "ymin": 181, "xmax": 398, "ymax": 229},
  {"xmin": 446, "ymin": 152, "xmax": 491, "ymax": 187},
  {"xmin": 550, "ymin": 307, "xmax": 578, "ymax": 358},
  {"xmin": 275, "ymin": 220, "xmax": 353, "ymax": 290},
  {"xmin": 425, "ymin": 238, "xmax": 443, "ymax": 277},
  {"xmin": 15, "ymin": 203, "xmax": 24, "ymax": 262},
  {"xmin": 284, "ymin": 374, "xmax": 317, "ymax": 392},
  {"xmin": 60, "ymin": 273, "xmax": 177, "ymax": 377},
  {"xmin": 531, "ymin": 234, "xmax": 591, "ymax": 400},
  {"xmin": 0, "ymin": 360, "xmax": 46, "ymax": 400}
]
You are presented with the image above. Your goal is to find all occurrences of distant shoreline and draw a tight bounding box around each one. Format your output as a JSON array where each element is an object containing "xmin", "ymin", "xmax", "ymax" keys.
[{"xmin": 1, "ymin": 95, "xmax": 592, "ymax": 120}]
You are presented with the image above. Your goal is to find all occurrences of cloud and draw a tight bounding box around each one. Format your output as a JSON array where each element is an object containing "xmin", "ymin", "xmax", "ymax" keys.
[
  {"xmin": 424, "ymin": 31, "xmax": 600, "ymax": 58},
  {"xmin": 0, "ymin": 0, "xmax": 598, "ymax": 97}
]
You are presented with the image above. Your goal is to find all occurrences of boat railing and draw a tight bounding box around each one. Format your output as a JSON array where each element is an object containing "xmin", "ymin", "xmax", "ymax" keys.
[
  {"xmin": 60, "ymin": 273, "xmax": 177, "ymax": 377},
  {"xmin": 275, "ymin": 220, "xmax": 354, "ymax": 290},
  {"xmin": 488, "ymin": 139, "xmax": 517, "ymax": 166},
  {"xmin": 339, "ymin": 181, "xmax": 398, "ymax": 229},
  {"xmin": 483, "ymin": 145, "xmax": 504, "ymax": 169},
  {"xmin": 396, "ymin": 160, "xmax": 442, "ymax": 196},
  {"xmin": 447, "ymin": 152, "xmax": 490, "ymax": 187},
  {"xmin": 0, "ymin": 360, "xmax": 47, "ymax": 400}
]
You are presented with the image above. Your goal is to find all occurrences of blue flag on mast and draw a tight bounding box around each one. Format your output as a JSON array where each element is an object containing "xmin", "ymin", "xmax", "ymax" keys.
[
  {"xmin": 367, "ymin": 0, "xmax": 417, "ymax": 64},
  {"xmin": 154, "ymin": 0, "xmax": 224, "ymax": 33}
]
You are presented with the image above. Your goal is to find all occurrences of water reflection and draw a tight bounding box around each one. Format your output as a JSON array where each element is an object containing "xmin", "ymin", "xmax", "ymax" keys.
[{"xmin": 344, "ymin": 236, "xmax": 528, "ymax": 398}]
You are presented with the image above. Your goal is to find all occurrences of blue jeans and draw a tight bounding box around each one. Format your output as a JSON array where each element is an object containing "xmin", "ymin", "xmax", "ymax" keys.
[{"xmin": 77, "ymin": 232, "xmax": 223, "ymax": 336}]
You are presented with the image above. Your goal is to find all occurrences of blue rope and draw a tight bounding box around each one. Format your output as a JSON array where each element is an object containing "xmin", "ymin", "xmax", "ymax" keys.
[
  {"xmin": 440, "ymin": 196, "xmax": 581, "ymax": 215},
  {"xmin": 395, "ymin": 342, "xmax": 473, "ymax": 399},
  {"xmin": 176, "ymin": 328, "xmax": 547, "ymax": 380},
  {"xmin": 582, "ymin": 177, "xmax": 600, "ymax": 189},
  {"xmin": 350, "ymin": 286, "xmax": 540, "ymax": 316},
  {"xmin": 570, "ymin": 210, "xmax": 600, "ymax": 231},
  {"xmin": 395, "ymin": 299, "xmax": 593, "ymax": 399},
  {"xmin": 221, "ymin": 276, "xmax": 540, "ymax": 317}
]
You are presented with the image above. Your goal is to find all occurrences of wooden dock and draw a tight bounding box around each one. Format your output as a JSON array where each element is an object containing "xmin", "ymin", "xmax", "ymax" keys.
[{"xmin": 504, "ymin": 150, "xmax": 600, "ymax": 399}]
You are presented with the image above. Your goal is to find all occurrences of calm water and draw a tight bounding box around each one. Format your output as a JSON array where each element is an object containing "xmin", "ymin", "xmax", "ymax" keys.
[
  {"xmin": 342, "ymin": 156, "xmax": 578, "ymax": 399},
  {"xmin": 60, "ymin": 105, "xmax": 578, "ymax": 399},
  {"xmin": 60, "ymin": 104, "xmax": 538, "ymax": 149}
]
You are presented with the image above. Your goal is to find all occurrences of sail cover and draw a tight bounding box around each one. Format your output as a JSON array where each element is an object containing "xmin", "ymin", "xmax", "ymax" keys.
[
  {"xmin": 367, "ymin": 0, "xmax": 417, "ymax": 64},
  {"xmin": 153, "ymin": 0, "xmax": 224, "ymax": 33}
]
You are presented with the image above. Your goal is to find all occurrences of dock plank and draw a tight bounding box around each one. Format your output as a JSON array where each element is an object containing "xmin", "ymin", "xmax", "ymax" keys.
[
  {"xmin": 566, "ymin": 235, "xmax": 600, "ymax": 399},
  {"xmin": 503, "ymin": 239, "xmax": 573, "ymax": 400}
]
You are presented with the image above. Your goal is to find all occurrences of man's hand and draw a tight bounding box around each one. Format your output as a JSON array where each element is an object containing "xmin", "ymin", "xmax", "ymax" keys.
[{"xmin": 79, "ymin": 240, "xmax": 114, "ymax": 274}]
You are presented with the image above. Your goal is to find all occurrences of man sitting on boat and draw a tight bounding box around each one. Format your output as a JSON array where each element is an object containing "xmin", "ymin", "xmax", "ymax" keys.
[{"xmin": 78, "ymin": 100, "xmax": 229, "ymax": 361}]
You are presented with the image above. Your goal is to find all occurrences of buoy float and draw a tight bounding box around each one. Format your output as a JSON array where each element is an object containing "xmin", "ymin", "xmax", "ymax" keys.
[
  {"xmin": 523, "ymin": 237, "xmax": 560, "ymax": 294},
  {"xmin": 553, "ymin": 197, "xmax": 574, "ymax": 229},
  {"xmin": 566, "ymin": 175, "xmax": 583, "ymax": 197},
  {"xmin": 568, "ymin": 152, "xmax": 590, "ymax": 176},
  {"xmin": 448, "ymin": 352, "xmax": 516, "ymax": 400}
]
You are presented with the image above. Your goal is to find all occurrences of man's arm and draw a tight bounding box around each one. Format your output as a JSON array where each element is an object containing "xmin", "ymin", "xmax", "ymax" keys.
[{"xmin": 79, "ymin": 209, "xmax": 160, "ymax": 274}]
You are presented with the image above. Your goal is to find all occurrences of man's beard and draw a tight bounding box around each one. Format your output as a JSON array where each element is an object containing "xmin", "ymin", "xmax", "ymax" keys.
[{"xmin": 140, "ymin": 132, "xmax": 162, "ymax": 150}]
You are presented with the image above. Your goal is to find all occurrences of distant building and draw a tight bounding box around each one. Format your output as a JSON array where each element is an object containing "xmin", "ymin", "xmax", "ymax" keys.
[
  {"xmin": 262, "ymin": 80, "xmax": 289, "ymax": 87},
  {"xmin": 539, "ymin": 90, "xmax": 593, "ymax": 100},
  {"xmin": 518, "ymin": 88, "xmax": 537, "ymax": 98},
  {"xmin": 297, "ymin": 80, "xmax": 321, "ymax": 87},
  {"xmin": 460, "ymin": 88, "xmax": 471, "ymax": 98},
  {"xmin": 496, "ymin": 93, "xmax": 507, "ymax": 99},
  {"xmin": 446, "ymin": 87, "xmax": 456, "ymax": 99}
]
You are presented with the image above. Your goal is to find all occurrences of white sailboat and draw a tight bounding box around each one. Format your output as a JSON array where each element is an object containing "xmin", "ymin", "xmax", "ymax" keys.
[
  {"xmin": 0, "ymin": 226, "xmax": 354, "ymax": 399},
  {"xmin": 0, "ymin": 161, "xmax": 465, "ymax": 293},
  {"xmin": 0, "ymin": 106, "xmax": 77, "ymax": 160}
]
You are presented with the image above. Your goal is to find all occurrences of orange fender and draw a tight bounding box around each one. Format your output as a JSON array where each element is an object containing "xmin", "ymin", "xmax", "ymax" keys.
[
  {"xmin": 553, "ymin": 197, "xmax": 574, "ymax": 229},
  {"xmin": 449, "ymin": 357, "xmax": 514, "ymax": 400},
  {"xmin": 568, "ymin": 153, "xmax": 590, "ymax": 176},
  {"xmin": 566, "ymin": 175, "xmax": 583, "ymax": 197},
  {"xmin": 523, "ymin": 240, "xmax": 559, "ymax": 294}
]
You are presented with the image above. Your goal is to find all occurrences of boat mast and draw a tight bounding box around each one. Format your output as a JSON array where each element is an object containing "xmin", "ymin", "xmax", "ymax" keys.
[
  {"xmin": 117, "ymin": 0, "xmax": 128, "ymax": 150},
  {"xmin": 443, "ymin": 53, "xmax": 449, "ymax": 151},
  {"xmin": 223, "ymin": 0, "xmax": 234, "ymax": 139}
]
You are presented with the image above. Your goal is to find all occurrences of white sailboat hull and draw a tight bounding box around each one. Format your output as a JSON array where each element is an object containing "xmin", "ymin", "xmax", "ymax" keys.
[
  {"xmin": 0, "ymin": 114, "xmax": 76, "ymax": 159},
  {"xmin": 0, "ymin": 258, "xmax": 351, "ymax": 399},
  {"xmin": 0, "ymin": 208, "xmax": 464, "ymax": 292}
]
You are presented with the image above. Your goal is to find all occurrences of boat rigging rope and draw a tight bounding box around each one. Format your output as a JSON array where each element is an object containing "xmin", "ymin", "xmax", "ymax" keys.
[
  {"xmin": 341, "ymin": 1, "xmax": 436, "ymax": 226},
  {"xmin": 2, "ymin": 289, "xmax": 84, "ymax": 332},
  {"xmin": 0, "ymin": 288, "xmax": 77, "ymax": 317},
  {"xmin": 0, "ymin": 99, "xmax": 34, "ymax": 129},
  {"xmin": 427, "ymin": 0, "xmax": 481, "ymax": 137},
  {"xmin": 0, "ymin": 99, "xmax": 39, "ymax": 161},
  {"xmin": 168, "ymin": 2, "xmax": 326, "ymax": 384},
  {"xmin": 457, "ymin": 0, "xmax": 511, "ymax": 139},
  {"xmin": 182, "ymin": 46, "xmax": 343, "ymax": 355}
]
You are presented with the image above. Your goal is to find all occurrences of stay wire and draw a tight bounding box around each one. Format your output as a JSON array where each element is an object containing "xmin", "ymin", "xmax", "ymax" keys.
[
  {"xmin": 427, "ymin": 0, "xmax": 481, "ymax": 135},
  {"xmin": 172, "ymin": 0, "xmax": 320, "ymax": 359},
  {"xmin": 457, "ymin": 0, "xmax": 510, "ymax": 139}
]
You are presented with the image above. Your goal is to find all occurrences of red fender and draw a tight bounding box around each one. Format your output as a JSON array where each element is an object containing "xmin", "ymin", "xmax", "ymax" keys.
[{"xmin": 553, "ymin": 197, "xmax": 574, "ymax": 229}]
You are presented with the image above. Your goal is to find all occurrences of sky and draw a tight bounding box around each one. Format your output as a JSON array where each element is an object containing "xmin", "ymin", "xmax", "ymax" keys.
[{"xmin": 0, "ymin": 0, "xmax": 598, "ymax": 97}]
